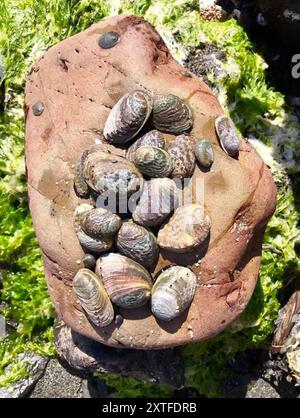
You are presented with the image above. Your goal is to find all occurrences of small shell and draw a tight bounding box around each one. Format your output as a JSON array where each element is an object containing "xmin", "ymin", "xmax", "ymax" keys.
[
  {"xmin": 96, "ymin": 253, "xmax": 153, "ymax": 309},
  {"xmin": 152, "ymin": 94, "xmax": 193, "ymax": 134},
  {"xmin": 82, "ymin": 254, "xmax": 97, "ymax": 270},
  {"xmin": 126, "ymin": 130, "xmax": 166, "ymax": 162},
  {"xmin": 167, "ymin": 134, "xmax": 195, "ymax": 178},
  {"xmin": 215, "ymin": 115, "xmax": 240, "ymax": 157},
  {"xmin": 194, "ymin": 139, "xmax": 214, "ymax": 168},
  {"xmin": 77, "ymin": 230, "xmax": 113, "ymax": 253},
  {"xmin": 157, "ymin": 204, "xmax": 211, "ymax": 253},
  {"xmin": 132, "ymin": 178, "xmax": 178, "ymax": 227},
  {"xmin": 32, "ymin": 101, "xmax": 44, "ymax": 116},
  {"xmin": 73, "ymin": 268, "xmax": 114, "ymax": 327},
  {"xmin": 116, "ymin": 222, "xmax": 159, "ymax": 269},
  {"xmin": 83, "ymin": 150, "xmax": 143, "ymax": 198},
  {"xmin": 134, "ymin": 146, "xmax": 173, "ymax": 178},
  {"xmin": 74, "ymin": 150, "xmax": 91, "ymax": 198},
  {"xmin": 114, "ymin": 314, "xmax": 124, "ymax": 327},
  {"xmin": 104, "ymin": 90, "xmax": 153, "ymax": 144},
  {"xmin": 98, "ymin": 31, "xmax": 120, "ymax": 49},
  {"xmin": 151, "ymin": 266, "xmax": 197, "ymax": 321},
  {"xmin": 82, "ymin": 208, "xmax": 121, "ymax": 238}
]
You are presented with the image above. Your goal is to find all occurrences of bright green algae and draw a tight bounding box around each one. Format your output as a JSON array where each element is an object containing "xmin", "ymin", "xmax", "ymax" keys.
[{"xmin": 0, "ymin": 0, "xmax": 299, "ymax": 396}]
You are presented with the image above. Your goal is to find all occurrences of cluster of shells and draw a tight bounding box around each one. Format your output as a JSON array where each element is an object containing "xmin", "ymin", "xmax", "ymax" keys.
[{"xmin": 72, "ymin": 88, "xmax": 240, "ymax": 328}]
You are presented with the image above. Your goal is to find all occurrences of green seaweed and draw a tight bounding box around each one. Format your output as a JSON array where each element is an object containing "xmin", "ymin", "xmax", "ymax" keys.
[{"xmin": 0, "ymin": 0, "xmax": 299, "ymax": 397}]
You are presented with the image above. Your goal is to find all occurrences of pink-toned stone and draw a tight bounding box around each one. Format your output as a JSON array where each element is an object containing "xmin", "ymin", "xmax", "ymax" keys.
[{"xmin": 25, "ymin": 15, "xmax": 277, "ymax": 349}]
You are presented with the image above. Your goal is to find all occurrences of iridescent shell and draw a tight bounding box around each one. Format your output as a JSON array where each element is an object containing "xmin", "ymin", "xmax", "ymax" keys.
[
  {"xmin": 157, "ymin": 204, "xmax": 211, "ymax": 253},
  {"xmin": 215, "ymin": 115, "xmax": 240, "ymax": 157},
  {"xmin": 152, "ymin": 94, "xmax": 193, "ymax": 134},
  {"xmin": 104, "ymin": 90, "xmax": 152, "ymax": 144},
  {"xmin": 83, "ymin": 150, "xmax": 143, "ymax": 199},
  {"xmin": 82, "ymin": 208, "xmax": 121, "ymax": 238},
  {"xmin": 116, "ymin": 222, "xmax": 159, "ymax": 269},
  {"xmin": 167, "ymin": 134, "xmax": 195, "ymax": 178},
  {"xmin": 77, "ymin": 230, "xmax": 113, "ymax": 253},
  {"xmin": 74, "ymin": 205, "xmax": 115, "ymax": 253},
  {"xmin": 134, "ymin": 146, "xmax": 173, "ymax": 178},
  {"xmin": 95, "ymin": 253, "xmax": 153, "ymax": 309},
  {"xmin": 194, "ymin": 139, "xmax": 214, "ymax": 168},
  {"xmin": 126, "ymin": 130, "xmax": 166, "ymax": 162},
  {"xmin": 151, "ymin": 266, "xmax": 197, "ymax": 321},
  {"xmin": 132, "ymin": 178, "xmax": 178, "ymax": 227},
  {"xmin": 73, "ymin": 268, "xmax": 114, "ymax": 327}
]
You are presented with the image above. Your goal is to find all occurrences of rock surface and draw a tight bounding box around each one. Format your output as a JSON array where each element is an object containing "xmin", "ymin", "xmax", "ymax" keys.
[
  {"xmin": 25, "ymin": 14, "xmax": 277, "ymax": 349},
  {"xmin": 0, "ymin": 352, "xmax": 48, "ymax": 398},
  {"xmin": 29, "ymin": 358, "xmax": 83, "ymax": 398},
  {"xmin": 54, "ymin": 321, "xmax": 184, "ymax": 389}
]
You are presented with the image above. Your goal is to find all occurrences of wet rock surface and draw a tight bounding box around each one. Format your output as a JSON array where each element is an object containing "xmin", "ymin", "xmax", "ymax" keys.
[{"xmin": 0, "ymin": 352, "xmax": 48, "ymax": 398}]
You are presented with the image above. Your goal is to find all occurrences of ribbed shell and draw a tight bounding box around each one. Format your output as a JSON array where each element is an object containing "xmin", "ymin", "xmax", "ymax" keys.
[
  {"xmin": 73, "ymin": 268, "xmax": 114, "ymax": 327},
  {"xmin": 157, "ymin": 204, "xmax": 211, "ymax": 253},
  {"xmin": 126, "ymin": 130, "xmax": 166, "ymax": 162},
  {"xmin": 83, "ymin": 150, "xmax": 143, "ymax": 198},
  {"xmin": 215, "ymin": 115, "xmax": 240, "ymax": 157},
  {"xmin": 152, "ymin": 94, "xmax": 193, "ymax": 134},
  {"xmin": 77, "ymin": 230, "xmax": 113, "ymax": 253},
  {"xmin": 167, "ymin": 134, "xmax": 195, "ymax": 178},
  {"xmin": 132, "ymin": 178, "xmax": 178, "ymax": 227},
  {"xmin": 95, "ymin": 253, "xmax": 153, "ymax": 309},
  {"xmin": 151, "ymin": 266, "xmax": 197, "ymax": 321},
  {"xmin": 116, "ymin": 222, "xmax": 159, "ymax": 269},
  {"xmin": 104, "ymin": 90, "xmax": 153, "ymax": 144},
  {"xmin": 134, "ymin": 146, "xmax": 173, "ymax": 178},
  {"xmin": 194, "ymin": 139, "xmax": 214, "ymax": 168},
  {"xmin": 82, "ymin": 208, "xmax": 121, "ymax": 238},
  {"xmin": 73, "ymin": 204, "xmax": 94, "ymax": 233}
]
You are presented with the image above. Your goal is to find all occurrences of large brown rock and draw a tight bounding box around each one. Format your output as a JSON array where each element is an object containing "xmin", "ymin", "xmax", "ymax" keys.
[{"xmin": 25, "ymin": 15, "xmax": 277, "ymax": 349}]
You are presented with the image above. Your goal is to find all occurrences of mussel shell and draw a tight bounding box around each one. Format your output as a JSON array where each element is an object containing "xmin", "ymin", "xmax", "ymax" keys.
[
  {"xmin": 126, "ymin": 130, "xmax": 166, "ymax": 162},
  {"xmin": 83, "ymin": 150, "xmax": 143, "ymax": 198},
  {"xmin": 152, "ymin": 94, "xmax": 193, "ymax": 134},
  {"xmin": 167, "ymin": 134, "xmax": 195, "ymax": 178},
  {"xmin": 95, "ymin": 253, "xmax": 152, "ymax": 309},
  {"xmin": 82, "ymin": 208, "xmax": 121, "ymax": 238},
  {"xmin": 194, "ymin": 139, "xmax": 214, "ymax": 168},
  {"xmin": 73, "ymin": 268, "xmax": 114, "ymax": 327},
  {"xmin": 77, "ymin": 229, "xmax": 113, "ymax": 253},
  {"xmin": 134, "ymin": 146, "xmax": 173, "ymax": 178},
  {"xmin": 215, "ymin": 115, "xmax": 240, "ymax": 157},
  {"xmin": 151, "ymin": 266, "xmax": 197, "ymax": 321},
  {"xmin": 132, "ymin": 178, "xmax": 178, "ymax": 227},
  {"xmin": 157, "ymin": 204, "xmax": 211, "ymax": 253},
  {"xmin": 116, "ymin": 222, "xmax": 159, "ymax": 269},
  {"xmin": 104, "ymin": 90, "xmax": 153, "ymax": 144}
]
